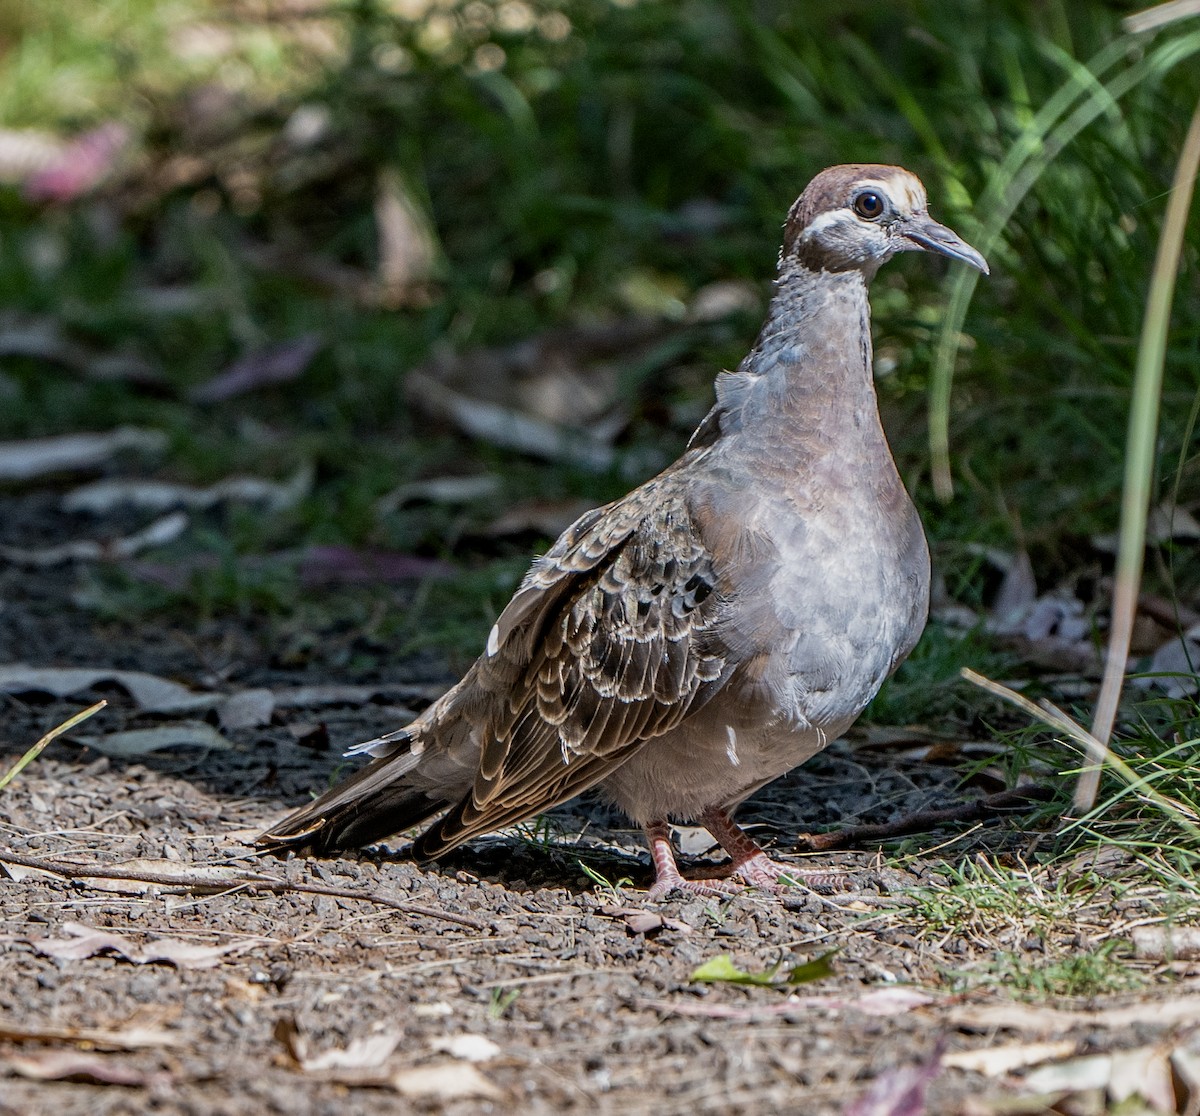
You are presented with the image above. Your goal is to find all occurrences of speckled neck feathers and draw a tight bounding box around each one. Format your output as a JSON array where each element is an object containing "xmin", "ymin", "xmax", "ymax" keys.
[{"xmin": 693, "ymin": 255, "xmax": 880, "ymax": 460}]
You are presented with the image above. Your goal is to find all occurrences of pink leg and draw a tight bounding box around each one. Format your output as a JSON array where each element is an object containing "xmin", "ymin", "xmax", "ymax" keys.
[
  {"xmin": 642, "ymin": 821, "xmax": 740, "ymax": 901},
  {"xmin": 700, "ymin": 807, "xmax": 848, "ymax": 891}
]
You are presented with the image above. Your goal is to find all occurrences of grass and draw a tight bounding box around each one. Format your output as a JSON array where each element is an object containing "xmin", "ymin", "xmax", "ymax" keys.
[
  {"xmin": 1, "ymin": 0, "xmax": 1200, "ymax": 952},
  {"xmin": 904, "ymin": 853, "xmax": 1160, "ymax": 998}
]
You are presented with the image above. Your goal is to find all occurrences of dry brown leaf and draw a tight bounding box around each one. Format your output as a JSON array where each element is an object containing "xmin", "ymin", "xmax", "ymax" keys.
[
  {"xmin": 1022, "ymin": 1045, "xmax": 1176, "ymax": 1112},
  {"xmin": 30, "ymin": 921, "xmax": 253, "ymax": 969},
  {"xmin": 0, "ymin": 1019, "xmax": 184, "ymax": 1051},
  {"xmin": 430, "ymin": 1034, "xmax": 501, "ymax": 1063},
  {"xmin": 390, "ymin": 1061, "xmax": 502, "ymax": 1100},
  {"xmin": 0, "ymin": 427, "xmax": 166, "ymax": 482},
  {"xmin": 942, "ymin": 1039, "xmax": 1077, "ymax": 1076},
  {"xmin": 0, "ymin": 664, "xmax": 217, "ymax": 714},
  {"xmin": 298, "ymin": 1032, "xmax": 403, "ymax": 1073},
  {"xmin": 72, "ymin": 721, "xmax": 233, "ymax": 756},
  {"xmin": 2, "ymin": 1049, "xmax": 167, "ymax": 1087},
  {"xmin": 63, "ymin": 465, "xmax": 312, "ymax": 515},
  {"xmin": 949, "ymin": 998, "xmax": 1200, "ymax": 1034},
  {"xmin": 1133, "ymin": 926, "xmax": 1200, "ymax": 961},
  {"xmin": 0, "ymin": 510, "xmax": 189, "ymax": 567},
  {"xmin": 188, "ymin": 334, "xmax": 322, "ymax": 403}
]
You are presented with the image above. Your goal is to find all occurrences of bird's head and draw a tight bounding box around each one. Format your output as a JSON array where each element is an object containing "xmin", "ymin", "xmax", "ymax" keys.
[{"xmin": 783, "ymin": 164, "xmax": 988, "ymax": 277}]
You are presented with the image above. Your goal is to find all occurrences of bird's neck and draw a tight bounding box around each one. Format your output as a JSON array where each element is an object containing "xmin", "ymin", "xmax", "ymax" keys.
[{"xmin": 693, "ymin": 255, "xmax": 889, "ymax": 466}]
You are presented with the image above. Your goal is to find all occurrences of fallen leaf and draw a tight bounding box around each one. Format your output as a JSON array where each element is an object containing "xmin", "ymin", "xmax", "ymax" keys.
[
  {"xmin": 297, "ymin": 545, "xmax": 455, "ymax": 586},
  {"xmin": 2, "ymin": 1049, "xmax": 166, "ymax": 1087},
  {"xmin": 430, "ymin": 1034, "xmax": 501, "ymax": 1063},
  {"xmin": 1022, "ymin": 1046, "xmax": 1175, "ymax": 1112},
  {"xmin": 844, "ymin": 988, "xmax": 938, "ymax": 1016},
  {"xmin": 844, "ymin": 1038, "xmax": 943, "ymax": 1116},
  {"xmin": 63, "ymin": 465, "xmax": 313, "ymax": 515},
  {"xmin": 1133, "ymin": 925, "xmax": 1200, "ymax": 961},
  {"xmin": 72, "ymin": 721, "xmax": 233, "ymax": 756},
  {"xmin": 0, "ymin": 664, "xmax": 218, "ymax": 714},
  {"xmin": 406, "ymin": 370, "xmax": 616, "ymax": 472},
  {"xmin": 218, "ymin": 688, "xmax": 276, "ymax": 731},
  {"xmin": 1136, "ymin": 627, "xmax": 1200, "ymax": 698},
  {"xmin": 650, "ymin": 985, "xmax": 933, "ymax": 1022},
  {"xmin": 30, "ymin": 921, "xmax": 251, "ymax": 969},
  {"xmin": 1108, "ymin": 1046, "xmax": 1175, "ymax": 1109},
  {"xmin": 0, "ymin": 510, "xmax": 189, "ymax": 567},
  {"xmin": 948, "ymin": 998, "xmax": 1200, "ymax": 1034},
  {"xmin": 690, "ymin": 951, "xmax": 835, "ymax": 988},
  {"xmin": 376, "ymin": 473, "xmax": 501, "ymax": 516},
  {"xmin": 0, "ymin": 427, "xmax": 166, "ymax": 482},
  {"xmin": 988, "ymin": 548, "xmax": 1038, "ymax": 631},
  {"xmin": 189, "ymin": 334, "xmax": 321, "ymax": 403},
  {"xmin": 942, "ymin": 1039, "xmax": 1078, "ymax": 1076},
  {"xmin": 597, "ymin": 906, "xmax": 693, "ymax": 936},
  {"xmin": 390, "ymin": 1061, "xmax": 502, "ymax": 1100},
  {"xmin": 299, "ymin": 1032, "xmax": 403, "ymax": 1073},
  {"xmin": 0, "ymin": 1019, "xmax": 183, "ymax": 1051},
  {"xmin": 1093, "ymin": 502, "xmax": 1200, "ymax": 552},
  {"xmin": 1171, "ymin": 1046, "xmax": 1200, "ymax": 1116},
  {"xmin": 482, "ymin": 497, "xmax": 595, "ymax": 539}
]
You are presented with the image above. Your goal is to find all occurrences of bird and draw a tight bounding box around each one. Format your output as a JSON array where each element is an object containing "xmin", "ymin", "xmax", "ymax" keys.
[{"xmin": 260, "ymin": 164, "xmax": 988, "ymax": 900}]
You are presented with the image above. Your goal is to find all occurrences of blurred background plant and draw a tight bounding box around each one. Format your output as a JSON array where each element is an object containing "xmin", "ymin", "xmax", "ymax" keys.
[{"xmin": 0, "ymin": 0, "xmax": 1198, "ymax": 861}]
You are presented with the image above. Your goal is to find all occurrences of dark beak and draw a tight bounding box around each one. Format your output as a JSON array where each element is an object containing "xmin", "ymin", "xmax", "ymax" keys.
[{"xmin": 900, "ymin": 215, "xmax": 989, "ymax": 275}]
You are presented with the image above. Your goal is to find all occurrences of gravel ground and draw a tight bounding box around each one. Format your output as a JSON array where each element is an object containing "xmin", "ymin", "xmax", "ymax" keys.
[{"xmin": 3, "ymin": 511, "xmax": 1199, "ymax": 1115}]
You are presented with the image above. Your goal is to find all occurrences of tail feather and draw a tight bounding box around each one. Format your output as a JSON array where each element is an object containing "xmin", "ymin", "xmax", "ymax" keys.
[{"xmin": 258, "ymin": 741, "xmax": 448, "ymax": 854}]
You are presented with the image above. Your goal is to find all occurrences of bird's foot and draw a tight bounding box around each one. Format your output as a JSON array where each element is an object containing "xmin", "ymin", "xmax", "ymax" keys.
[
  {"xmin": 644, "ymin": 869, "xmax": 742, "ymax": 902},
  {"xmin": 731, "ymin": 852, "xmax": 851, "ymax": 893},
  {"xmin": 642, "ymin": 819, "xmax": 743, "ymax": 902}
]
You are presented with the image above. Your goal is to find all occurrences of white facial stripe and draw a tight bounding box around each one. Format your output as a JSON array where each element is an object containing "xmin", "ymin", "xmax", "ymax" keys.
[
  {"xmin": 852, "ymin": 175, "xmax": 926, "ymax": 215},
  {"xmin": 799, "ymin": 209, "xmax": 859, "ymax": 240}
]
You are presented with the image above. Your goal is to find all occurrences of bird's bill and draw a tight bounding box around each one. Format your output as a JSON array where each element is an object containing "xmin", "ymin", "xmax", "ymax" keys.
[{"xmin": 899, "ymin": 215, "xmax": 989, "ymax": 275}]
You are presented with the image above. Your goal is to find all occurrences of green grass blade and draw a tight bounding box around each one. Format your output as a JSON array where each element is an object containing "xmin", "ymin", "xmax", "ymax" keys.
[
  {"xmin": 928, "ymin": 28, "xmax": 1200, "ymax": 498},
  {"xmin": 0, "ymin": 699, "xmax": 107, "ymax": 792},
  {"xmin": 1074, "ymin": 98, "xmax": 1200, "ymax": 812}
]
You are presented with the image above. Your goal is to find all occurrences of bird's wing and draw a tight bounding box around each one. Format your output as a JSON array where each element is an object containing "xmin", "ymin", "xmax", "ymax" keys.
[{"xmin": 414, "ymin": 470, "xmax": 733, "ymax": 858}]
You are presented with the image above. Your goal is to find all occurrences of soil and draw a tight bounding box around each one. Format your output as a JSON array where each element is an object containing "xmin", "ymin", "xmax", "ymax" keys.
[{"xmin": 1, "ymin": 493, "xmax": 1196, "ymax": 1116}]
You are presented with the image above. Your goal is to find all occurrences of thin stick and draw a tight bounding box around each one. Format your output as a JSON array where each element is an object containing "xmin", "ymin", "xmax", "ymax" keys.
[
  {"xmin": 793, "ymin": 785, "xmax": 1056, "ymax": 853},
  {"xmin": 0, "ymin": 700, "xmax": 107, "ymax": 792},
  {"xmin": 0, "ymin": 849, "xmax": 488, "ymax": 932},
  {"xmin": 1078, "ymin": 98, "xmax": 1200, "ymax": 812}
]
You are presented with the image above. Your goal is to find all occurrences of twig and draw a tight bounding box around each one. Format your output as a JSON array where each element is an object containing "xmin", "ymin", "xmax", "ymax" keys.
[
  {"xmin": 793, "ymin": 786, "xmax": 1056, "ymax": 853},
  {"xmin": 0, "ymin": 850, "xmax": 488, "ymax": 932}
]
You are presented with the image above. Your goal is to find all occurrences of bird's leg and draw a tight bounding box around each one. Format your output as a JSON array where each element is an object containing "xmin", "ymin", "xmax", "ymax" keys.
[
  {"xmin": 699, "ymin": 807, "xmax": 848, "ymax": 892},
  {"xmin": 642, "ymin": 820, "xmax": 740, "ymax": 901}
]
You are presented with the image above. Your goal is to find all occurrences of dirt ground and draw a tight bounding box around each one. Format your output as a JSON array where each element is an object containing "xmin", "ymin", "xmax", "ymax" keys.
[{"xmin": 2, "ymin": 498, "xmax": 1199, "ymax": 1116}]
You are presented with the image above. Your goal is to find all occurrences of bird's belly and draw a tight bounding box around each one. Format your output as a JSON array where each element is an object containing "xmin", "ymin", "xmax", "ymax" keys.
[{"xmin": 599, "ymin": 706, "xmax": 851, "ymax": 825}]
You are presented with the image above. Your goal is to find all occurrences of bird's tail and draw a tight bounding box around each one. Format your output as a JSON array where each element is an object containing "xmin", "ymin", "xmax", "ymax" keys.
[{"xmin": 256, "ymin": 727, "xmax": 452, "ymax": 855}]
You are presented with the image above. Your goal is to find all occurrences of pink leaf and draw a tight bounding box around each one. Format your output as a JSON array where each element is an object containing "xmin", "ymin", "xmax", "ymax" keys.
[{"xmin": 189, "ymin": 335, "xmax": 322, "ymax": 403}]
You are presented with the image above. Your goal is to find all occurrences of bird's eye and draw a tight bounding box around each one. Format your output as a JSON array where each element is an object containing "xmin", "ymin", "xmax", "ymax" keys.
[{"xmin": 853, "ymin": 191, "xmax": 885, "ymax": 220}]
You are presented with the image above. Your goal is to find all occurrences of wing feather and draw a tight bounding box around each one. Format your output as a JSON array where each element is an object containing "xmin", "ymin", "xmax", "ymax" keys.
[{"xmin": 415, "ymin": 471, "xmax": 732, "ymax": 859}]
